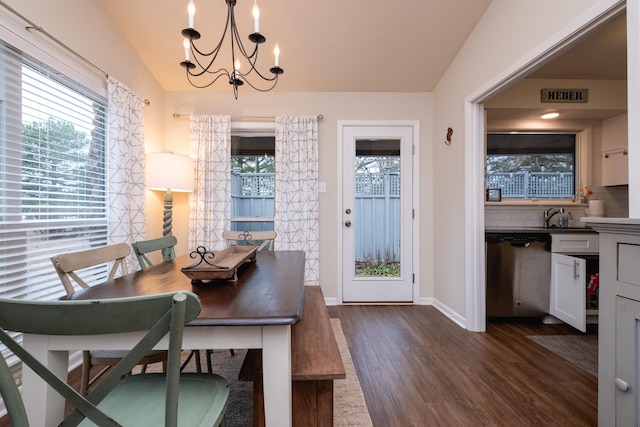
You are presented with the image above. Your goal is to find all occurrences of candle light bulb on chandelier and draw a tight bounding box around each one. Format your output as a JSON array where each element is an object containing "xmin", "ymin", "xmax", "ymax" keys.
[
  {"xmin": 231, "ymin": 59, "xmax": 243, "ymax": 87},
  {"xmin": 274, "ymin": 43, "xmax": 280, "ymax": 67},
  {"xmin": 252, "ymin": 2, "xmax": 260, "ymax": 33},
  {"xmin": 183, "ymin": 38, "xmax": 190, "ymax": 61},
  {"xmin": 187, "ymin": 0, "xmax": 196, "ymax": 28}
]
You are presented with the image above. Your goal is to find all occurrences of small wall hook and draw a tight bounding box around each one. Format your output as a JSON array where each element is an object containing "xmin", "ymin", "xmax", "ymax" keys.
[{"xmin": 445, "ymin": 127, "xmax": 453, "ymax": 145}]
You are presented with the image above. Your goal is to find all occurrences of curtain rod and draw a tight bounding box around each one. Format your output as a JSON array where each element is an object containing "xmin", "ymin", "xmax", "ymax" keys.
[
  {"xmin": 173, "ymin": 113, "xmax": 324, "ymax": 121},
  {"xmin": 0, "ymin": 1, "xmax": 152, "ymax": 106}
]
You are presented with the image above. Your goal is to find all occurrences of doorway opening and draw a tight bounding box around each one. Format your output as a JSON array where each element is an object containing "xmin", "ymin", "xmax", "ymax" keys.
[{"xmin": 466, "ymin": 4, "xmax": 627, "ymax": 332}]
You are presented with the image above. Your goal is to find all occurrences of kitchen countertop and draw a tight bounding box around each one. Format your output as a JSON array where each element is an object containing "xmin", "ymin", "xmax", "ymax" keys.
[
  {"xmin": 485, "ymin": 226, "xmax": 597, "ymax": 234},
  {"xmin": 582, "ymin": 217, "xmax": 640, "ymax": 235}
]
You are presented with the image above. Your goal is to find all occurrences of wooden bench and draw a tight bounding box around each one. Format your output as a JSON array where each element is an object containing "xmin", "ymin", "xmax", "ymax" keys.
[{"xmin": 239, "ymin": 286, "xmax": 346, "ymax": 427}]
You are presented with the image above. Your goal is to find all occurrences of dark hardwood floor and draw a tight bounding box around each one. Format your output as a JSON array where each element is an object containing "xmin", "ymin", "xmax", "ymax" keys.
[
  {"xmin": 1, "ymin": 305, "xmax": 597, "ymax": 427},
  {"xmin": 328, "ymin": 305, "xmax": 597, "ymax": 427}
]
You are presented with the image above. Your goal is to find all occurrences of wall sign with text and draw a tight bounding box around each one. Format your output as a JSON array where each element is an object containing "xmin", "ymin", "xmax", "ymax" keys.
[{"xmin": 541, "ymin": 88, "xmax": 588, "ymax": 103}]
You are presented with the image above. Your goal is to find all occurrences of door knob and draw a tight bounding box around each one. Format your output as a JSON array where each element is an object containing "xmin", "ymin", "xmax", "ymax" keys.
[
  {"xmin": 345, "ymin": 208, "xmax": 351, "ymax": 214},
  {"xmin": 615, "ymin": 378, "xmax": 630, "ymax": 392},
  {"xmin": 344, "ymin": 220, "xmax": 352, "ymax": 227}
]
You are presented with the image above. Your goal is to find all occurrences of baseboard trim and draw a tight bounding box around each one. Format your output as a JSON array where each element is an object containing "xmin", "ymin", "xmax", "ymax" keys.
[{"xmin": 430, "ymin": 298, "xmax": 467, "ymax": 329}]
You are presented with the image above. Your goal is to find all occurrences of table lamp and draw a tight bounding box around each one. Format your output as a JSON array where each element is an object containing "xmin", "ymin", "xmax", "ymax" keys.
[{"xmin": 146, "ymin": 152, "xmax": 195, "ymax": 239}]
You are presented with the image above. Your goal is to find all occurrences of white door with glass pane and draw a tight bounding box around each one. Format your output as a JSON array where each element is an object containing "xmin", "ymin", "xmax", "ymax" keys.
[{"xmin": 340, "ymin": 123, "xmax": 414, "ymax": 302}]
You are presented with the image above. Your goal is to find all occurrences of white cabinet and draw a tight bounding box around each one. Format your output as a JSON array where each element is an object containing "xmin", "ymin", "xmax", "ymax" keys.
[
  {"xmin": 550, "ymin": 253, "xmax": 587, "ymax": 332},
  {"xmin": 551, "ymin": 233, "xmax": 599, "ymax": 253},
  {"xmin": 601, "ymin": 113, "xmax": 628, "ymax": 186},
  {"xmin": 549, "ymin": 233, "xmax": 599, "ymax": 332},
  {"xmin": 615, "ymin": 296, "xmax": 640, "ymax": 426},
  {"xmin": 583, "ymin": 218, "xmax": 640, "ymax": 426}
]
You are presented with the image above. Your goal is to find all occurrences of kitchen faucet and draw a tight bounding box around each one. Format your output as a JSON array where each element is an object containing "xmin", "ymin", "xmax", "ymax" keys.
[{"xmin": 543, "ymin": 207, "xmax": 565, "ymax": 228}]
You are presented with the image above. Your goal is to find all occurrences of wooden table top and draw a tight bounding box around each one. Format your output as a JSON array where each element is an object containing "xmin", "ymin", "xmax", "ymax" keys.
[{"xmin": 65, "ymin": 250, "xmax": 306, "ymax": 327}]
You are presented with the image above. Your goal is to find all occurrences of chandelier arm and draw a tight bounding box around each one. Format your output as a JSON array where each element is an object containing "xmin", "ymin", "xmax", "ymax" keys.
[
  {"xmin": 232, "ymin": 37, "xmax": 267, "ymax": 80},
  {"xmin": 236, "ymin": 41, "xmax": 259, "ymax": 66},
  {"xmin": 240, "ymin": 55, "xmax": 280, "ymax": 82},
  {"xmin": 229, "ymin": 18, "xmax": 258, "ymax": 60},
  {"xmin": 237, "ymin": 75, "xmax": 279, "ymax": 92},
  {"xmin": 186, "ymin": 71, "xmax": 232, "ymax": 89},
  {"xmin": 188, "ymin": 48, "xmax": 226, "ymax": 77},
  {"xmin": 229, "ymin": 5, "xmax": 239, "ymax": 79},
  {"xmin": 228, "ymin": 4, "xmax": 253, "ymax": 76},
  {"xmin": 189, "ymin": 38, "xmax": 224, "ymax": 59},
  {"xmin": 188, "ymin": 66, "xmax": 232, "ymax": 80}
]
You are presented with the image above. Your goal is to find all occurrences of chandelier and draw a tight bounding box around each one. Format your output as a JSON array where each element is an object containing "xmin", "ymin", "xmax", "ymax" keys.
[{"xmin": 180, "ymin": 0, "xmax": 284, "ymax": 99}]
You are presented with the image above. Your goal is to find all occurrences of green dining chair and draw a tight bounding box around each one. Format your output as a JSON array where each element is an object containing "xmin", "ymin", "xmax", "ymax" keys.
[
  {"xmin": 0, "ymin": 291, "xmax": 229, "ymax": 427},
  {"xmin": 131, "ymin": 235, "xmax": 178, "ymax": 268},
  {"xmin": 131, "ymin": 235, "xmax": 206, "ymax": 373}
]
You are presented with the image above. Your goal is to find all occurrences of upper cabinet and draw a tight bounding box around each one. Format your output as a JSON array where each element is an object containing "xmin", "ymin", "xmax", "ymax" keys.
[{"xmin": 601, "ymin": 113, "xmax": 628, "ymax": 186}]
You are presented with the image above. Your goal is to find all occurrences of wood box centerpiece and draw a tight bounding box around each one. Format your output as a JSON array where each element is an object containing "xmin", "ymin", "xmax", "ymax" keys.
[{"xmin": 181, "ymin": 245, "xmax": 259, "ymax": 283}]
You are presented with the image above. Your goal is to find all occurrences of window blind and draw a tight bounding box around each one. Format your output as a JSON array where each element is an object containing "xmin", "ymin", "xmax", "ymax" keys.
[{"xmin": 0, "ymin": 41, "xmax": 108, "ymax": 370}]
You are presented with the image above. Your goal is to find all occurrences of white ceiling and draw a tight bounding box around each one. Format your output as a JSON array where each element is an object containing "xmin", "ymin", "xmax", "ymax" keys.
[
  {"xmin": 487, "ymin": 13, "xmax": 627, "ymax": 121},
  {"xmin": 528, "ymin": 13, "xmax": 627, "ymax": 81},
  {"xmin": 98, "ymin": 0, "xmax": 493, "ymax": 93},
  {"xmin": 98, "ymin": 1, "xmax": 627, "ymax": 120}
]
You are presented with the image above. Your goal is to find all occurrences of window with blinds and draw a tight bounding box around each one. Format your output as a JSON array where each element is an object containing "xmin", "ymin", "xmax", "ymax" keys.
[{"xmin": 0, "ymin": 42, "xmax": 108, "ymax": 370}]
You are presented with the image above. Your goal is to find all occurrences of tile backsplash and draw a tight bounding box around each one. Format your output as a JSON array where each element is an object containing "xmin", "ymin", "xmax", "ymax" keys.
[{"xmin": 485, "ymin": 185, "xmax": 629, "ymax": 228}]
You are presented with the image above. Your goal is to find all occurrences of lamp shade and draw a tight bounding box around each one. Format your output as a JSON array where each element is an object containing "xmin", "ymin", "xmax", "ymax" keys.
[{"xmin": 146, "ymin": 152, "xmax": 195, "ymax": 192}]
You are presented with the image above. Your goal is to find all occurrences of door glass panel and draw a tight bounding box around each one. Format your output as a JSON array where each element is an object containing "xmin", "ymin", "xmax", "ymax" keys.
[{"xmin": 354, "ymin": 138, "xmax": 401, "ymax": 277}]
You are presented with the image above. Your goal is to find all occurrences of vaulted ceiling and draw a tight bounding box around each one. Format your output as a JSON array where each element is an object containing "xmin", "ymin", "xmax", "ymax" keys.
[
  {"xmin": 98, "ymin": 0, "xmax": 493, "ymax": 93},
  {"xmin": 99, "ymin": 1, "xmax": 627, "ymax": 121}
]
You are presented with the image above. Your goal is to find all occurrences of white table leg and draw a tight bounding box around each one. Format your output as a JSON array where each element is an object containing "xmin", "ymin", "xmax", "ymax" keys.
[
  {"xmin": 262, "ymin": 325, "xmax": 292, "ymax": 427},
  {"xmin": 22, "ymin": 334, "xmax": 68, "ymax": 427}
]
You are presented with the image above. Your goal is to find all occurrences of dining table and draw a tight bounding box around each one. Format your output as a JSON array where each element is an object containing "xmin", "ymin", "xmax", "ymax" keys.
[{"xmin": 21, "ymin": 250, "xmax": 306, "ymax": 427}]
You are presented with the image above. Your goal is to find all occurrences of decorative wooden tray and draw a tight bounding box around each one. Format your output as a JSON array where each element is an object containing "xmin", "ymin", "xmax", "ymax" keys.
[{"xmin": 181, "ymin": 245, "xmax": 259, "ymax": 282}]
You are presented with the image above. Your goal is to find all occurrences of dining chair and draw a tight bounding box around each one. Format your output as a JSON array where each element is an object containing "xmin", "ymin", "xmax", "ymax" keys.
[
  {"xmin": 131, "ymin": 235, "xmax": 178, "ymax": 268},
  {"xmin": 131, "ymin": 235, "xmax": 204, "ymax": 373},
  {"xmin": 222, "ymin": 229, "xmax": 277, "ymax": 251},
  {"xmin": 0, "ymin": 291, "xmax": 229, "ymax": 426},
  {"xmin": 50, "ymin": 243, "xmax": 168, "ymax": 396}
]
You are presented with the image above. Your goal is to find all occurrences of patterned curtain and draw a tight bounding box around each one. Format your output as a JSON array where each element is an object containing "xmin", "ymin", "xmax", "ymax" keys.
[
  {"xmin": 275, "ymin": 116, "xmax": 319, "ymax": 286},
  {"xmin": 189, "ymin": 115, "xmax": 231, "ymax": 251},
  {"xmin": 107, "ymin": 77, "xmax": 146, "ymax": 269}
]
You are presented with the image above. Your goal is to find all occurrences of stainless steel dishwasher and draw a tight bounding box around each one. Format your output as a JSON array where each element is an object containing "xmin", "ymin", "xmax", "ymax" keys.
[{"xmin": 485, "ymin": 232, "xmax": 551, "ymax": 317}]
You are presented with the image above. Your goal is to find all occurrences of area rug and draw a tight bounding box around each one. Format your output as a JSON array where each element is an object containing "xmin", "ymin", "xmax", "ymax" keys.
[
  {"xmin": 331, "ymin": 318, "xmax": 373, "ymax": 427},
  {"xmin": 142, "ymin": 319, "xmax": 372, "ymax": 426},
  {"xmin": 526, "ymin": 334, "xmax": 598, "ymax": 376}
]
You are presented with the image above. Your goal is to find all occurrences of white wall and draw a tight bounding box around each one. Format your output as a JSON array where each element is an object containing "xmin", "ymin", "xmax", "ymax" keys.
[
  {"xmin": 164, "ymin": 91, "xmax": 434, "ymax": 300},
  {"xmin": 432, "ymin": 0, "xmax": 621, "ymax": 326}
]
